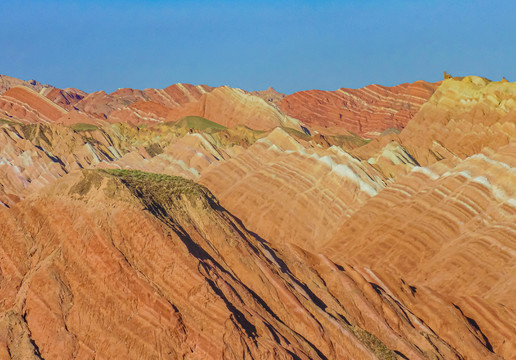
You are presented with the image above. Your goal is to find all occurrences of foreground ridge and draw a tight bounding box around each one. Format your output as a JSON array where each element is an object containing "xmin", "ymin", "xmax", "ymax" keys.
[{"xmin": 0, "ymin": 169, "xmax": 499, "ymax": 359}]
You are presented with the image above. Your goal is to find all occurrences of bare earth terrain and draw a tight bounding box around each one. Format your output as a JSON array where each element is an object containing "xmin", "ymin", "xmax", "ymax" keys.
[{"xmin": 0, "ymin": 74, "xmax": 514, "ymax": 359}]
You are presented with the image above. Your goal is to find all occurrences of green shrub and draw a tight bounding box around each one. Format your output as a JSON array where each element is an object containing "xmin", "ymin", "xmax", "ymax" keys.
[
  {"xmin": 350, "ymin": 325, "xmax": 397, "ymax": 360},
  {"xmin": 280, "ymin": 126, "xmax": 311, "ymax": 140},
  {"xmin": 0, "ymin": 118, "xmax": 20, "ymax": 126},
  {"xmin": 175, "ymin": 116, "xmax": 227, "ymax": 132},
  {"xmin": 100, "ymin": 169, "xmax": 206, "ymax": 198},
  {"xmin": 70, "ymin": 123, "xmax": 99, "ymax": 132}
]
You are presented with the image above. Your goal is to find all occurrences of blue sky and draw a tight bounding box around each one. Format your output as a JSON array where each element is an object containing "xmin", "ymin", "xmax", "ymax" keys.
[{"xmin": 2, "ymin": 0, "xmax": 515, "ymax": 93}]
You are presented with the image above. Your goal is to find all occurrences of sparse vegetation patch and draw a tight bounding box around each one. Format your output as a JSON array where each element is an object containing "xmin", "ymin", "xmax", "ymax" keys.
[
  {"xmin": 350, "ymin": 325, "xmax": 397, "ymax": 360},
  {"xmin": 70, "ymin": 123, "xmax": 99, "ymax": 132},
  {"xmin": 175, "ymin": 116, "xmax": 227, "ymax": 132}
]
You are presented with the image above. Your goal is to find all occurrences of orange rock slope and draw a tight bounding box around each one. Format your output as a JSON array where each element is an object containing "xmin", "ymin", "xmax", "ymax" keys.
[
  {"xmin": 80, "ymin": 83, "xmax": 213, "ymax": 122},
  {"xmin": 322, "ymin": 146, "xmax": 516, "ymax": 358},
  {"xmin": 0, "ymin": 74, "xmax": 515, "ymax": 359},
  {"xmin": 0, "ymin": 76, "xmax": 216, "ymax": 126},
  {"xmin": 323, "ymin": 76, "xmax": 516, "ymax": 358},
  {"xmin": 165, "ymin": 86, "xmax": 301, "ymax": 131},
  {"xmin": 0, "ymin": 86, "xmax": 68, "ymax": 123},
  {"xmin": 199, "ymin": 128, "xmax": 388, "ymax": 251},
  {"xmin": 0, "ymin": 170, "xmax": 500, "ymax": 359},
  {"xmin": 0, "ymin": 75, "xmax": 50, "ymax": 94},
  {"xmin": 280, "ymin": 80, "xmax": 439, "ymax": 137},
  {"xmin": 1, "ymin": 74, "xmax": 438, "ymax": 137}
]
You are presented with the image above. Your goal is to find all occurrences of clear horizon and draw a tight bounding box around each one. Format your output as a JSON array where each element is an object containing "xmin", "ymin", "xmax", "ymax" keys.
[{"xmin": 3, "ymin": 0, "xmax": 515, "ymax": 94}]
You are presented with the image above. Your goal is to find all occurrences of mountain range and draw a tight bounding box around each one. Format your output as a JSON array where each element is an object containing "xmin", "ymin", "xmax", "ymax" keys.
[{"xmin": 0, "ymin": 73, "xmax": 514, "ymax": 359}]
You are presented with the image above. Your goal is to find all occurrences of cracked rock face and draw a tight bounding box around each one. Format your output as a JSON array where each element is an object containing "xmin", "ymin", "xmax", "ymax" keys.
[{"xmin": 0, "ymin": 75, "xmax": 514, "ymax": 359}]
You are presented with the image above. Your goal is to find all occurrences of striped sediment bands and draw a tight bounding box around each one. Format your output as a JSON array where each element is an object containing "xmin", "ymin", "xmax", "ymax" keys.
[
  {"xmin": 38, "ymin": 87, "xmax": 86, "ymax": 111},
  {"xmin": 1, "ymin": 74, "xmax": 515, "ymax": 359},
  {"xmin": 0, "ymin": 81, "xmax": 215, "ymax": 125},
  {"xmin": 199, "ymin": 128, "xmax": 388, "ymax": 251},
  {"xmin": 159, "ymin": 83, "xmax": 212, "ymax": 106},
  {"xmin": 76, "ymin": 83, "xmax": 213, "ymax": 120},
  {"xmin": 279, "ymin": 80, "xmax": 439, "ymax": 136},
  {"xmin": 398, "ymin": 76, "xmax": 516, "ymax": 165},
  {"xmin": 0, "ymin": 86, "xmax": 68, "ymax": 123},
  {"xmin": 323, "ymin": 143, "xmax": 516, "ymax": 358},
  {"xmin": 0, "ymin": 170, "xmax": 501, "ymax": 359},
  {"xmin": 99, "ymin": 84, "xmax": 213, "ymax": 124},
  {"xmin": 164, "ymin": 86, "xmax": 301, "ymax": 131}
]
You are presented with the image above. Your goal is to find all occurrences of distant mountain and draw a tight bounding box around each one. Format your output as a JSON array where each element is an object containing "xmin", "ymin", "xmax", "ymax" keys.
[
  {"xmin": 0, "ymin": 74, "xmax": 51, "ymax": 94},
  {"xmin": 280, "ymin": 80, "xmax": 439, "ymax": 137},
  {"xmin": 0, "ymin": 75, "xmax": 439, "ymax": 137}
]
